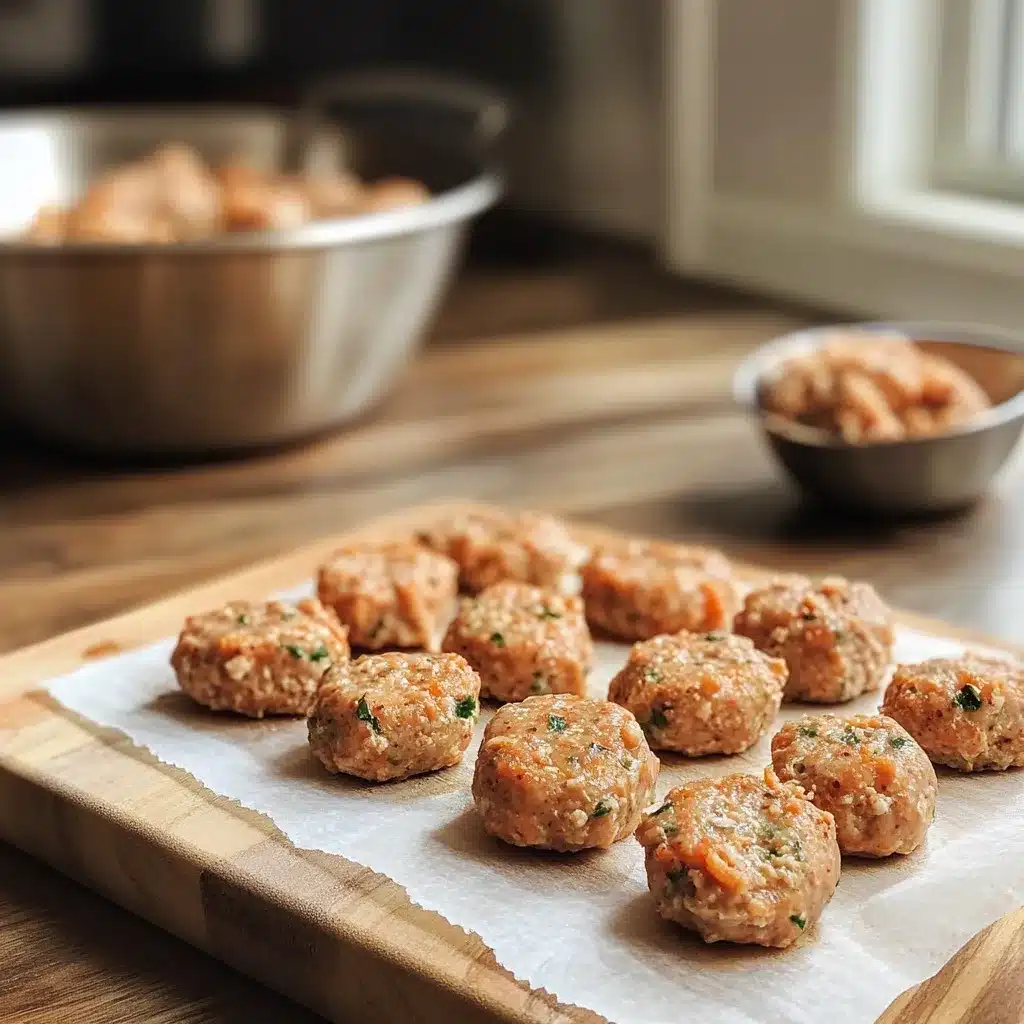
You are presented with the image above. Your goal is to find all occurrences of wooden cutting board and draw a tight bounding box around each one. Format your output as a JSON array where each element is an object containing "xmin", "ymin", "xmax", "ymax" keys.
[{"xmin": 0, "ymin": 502, "xmax": 1020, "ymax": 1024}]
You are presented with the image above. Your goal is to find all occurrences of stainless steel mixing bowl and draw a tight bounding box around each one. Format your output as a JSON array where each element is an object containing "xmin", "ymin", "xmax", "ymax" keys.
[
  {"xmin": 733, "ymin": 321, "xmax": 1024, "ymax": 516},
  {"xmin": 0, "ymin": 74, "xmax": 505, "ymax": 454}
]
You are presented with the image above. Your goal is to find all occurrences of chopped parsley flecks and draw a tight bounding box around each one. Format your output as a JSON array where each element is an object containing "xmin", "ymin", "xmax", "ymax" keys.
[
  {"xmin": 649, "ymin": 707, "xmax": 670, "ymax": 729},
  {"xmin": 356, "ymin": 695, "xmax": 382, "ymax": 734},
  {"xmin": 889, "ymin": 735, "xmax": 909, "ymax": 749},
  {"xmin": 282, "ymin": 643, "xmax": 305, "ymax": 659},
  {"xmin": 309, "ymin": 644, "xmax": 330, "ymax": 662},
  {"xmin": 620, "ymin": 753, "xmax": 634, "ymax": 769},
  {"xmin": 663, "ymin": 823, "xmax": 680, "ymax": 837},
  {"xmin": 566, "ymin": 754, "xmax": 580, "ymax": 767},
  {"xmin": 704, "ymin": 631, "xmax": 727, "ymax": 641},
  {"xmin": 840, "ymin": 727, "xmax": 860, "ymax": 747},
  {"xmin": 236, "ymin": 613, "xmax": 250, "ymax": 626},
  {"xmin": 651, "ymin": 800, "xmax": 673, "ymax": 817},
  {"xmin": 790, "ymin": 914, "xmax": 806, "ymax": 930},
  {"xmin": 832, "ymin": 630, "xmax": 845, "ymax": 642},
  {"xmin": 537, "ymin": 608, "xmax": 561, "ymax": 620},
  {"xmin": 798, "ymin": 725, "xmax": 818, "ymax": 738},
  {"xmin": 954, "ymin": 684, "xmax": 983, "ymax": 712},
  {"xmin": 592, "ymin": 800, "xmax": 612, "ymax": 818},
  {"xmin": 490, "ymin": 631, "xmax": 506, "ymax": 648},
  {"xmin": 548, "ymin": 714, "xmax": 568, "ymax": 732},
  {"xmin": 643, "ymin": 667, "xmax": 662, "ymax": 683},
  {"xmin": 454, "ymin": 696, "xmax": 477, "ymax": 719}
]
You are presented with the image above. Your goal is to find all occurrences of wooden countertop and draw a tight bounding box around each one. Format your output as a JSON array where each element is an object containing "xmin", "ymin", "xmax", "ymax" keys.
[{"xmin": 3, "ymin": 250, "xmax": 1024, "ymax": 1023}]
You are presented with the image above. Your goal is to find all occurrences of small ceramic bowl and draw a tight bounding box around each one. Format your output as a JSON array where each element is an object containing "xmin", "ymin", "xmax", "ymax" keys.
[{"xmin": 733, "ymin": 321, "xmax": 1024, "ymax": 516}]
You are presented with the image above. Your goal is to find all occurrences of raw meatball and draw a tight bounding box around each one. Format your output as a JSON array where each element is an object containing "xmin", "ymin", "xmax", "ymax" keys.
[
  {"xmin": 608, "ymin": 630, "xmax": 787, "ymax": 754},
  {"xmin": 771, "ymin": 713, "xmax": 936, "ymax": 856},
  {"xmin": 581, "ymin": 539, "xmax": 740, "ymax": 641},
  {"xmin": 881, "ymin": 654, "xmax": 1024, "ymax": 771},
  {"xmin": 734, "ymin": 575, "xmax": 893, "ymax": 703},
  {"xmin": 67, "ymin": 162, "xmax": 174, "ymax": 244},
  {"xmin": 171, "ymin": 598, "xmax": 349, "ymax": 717},
  {"xmin": 416, "ymin": 509, "xmax": 588, "ymax": 595},
  {"xmin": 308, "ymin": 652, "xmax": 481, "ymax": 782},
  {"xmin": 316, "ymin": 541, "xmax": 458, "ymax": 651},
  {"xmin": 360, "ymin": 177, "xmax": 430, "ymax": 213},
  {"xmin": 635, "ymin": 769, "xmax": 840, "ymax": 947},
  {"xmin": 303, "ymin": 171, "xmax": 365, "ymax": 217},
  {"xmin": 218, "ymin": 163, "xmax": 312, "ymax": 232},
  {"xmin": 472, "ymin": 694, "xmax": 659, "ymax": 851},
  {"xmin": 148, "ymin": 143, "xmax": 222, "ymax": 239},
  {"xmin": 441, "ymin": 582, "xmax": 592, "ymax": 702}
]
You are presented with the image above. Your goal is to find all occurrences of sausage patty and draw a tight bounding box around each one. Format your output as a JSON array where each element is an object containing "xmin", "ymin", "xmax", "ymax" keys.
[
  {"xmin": 771, "ymin": 713, "xmax": 936, "ymax": 856},
  {"xmin": 581, "ymin": 539, "xmax": 740, "ymax": 642},
  {"xmin": 308, "ymin": 652, "xmax": 481, "ymax": 782},
  {"xmin": 733, "ymin": 575, "xmax": 893, "ymax": 703},
  {"xmin": 316, "ymin": 541, "xmax": 458, "ymax": 651},
  {"xmin": 472, "ymin": 694, "xmax": 659, "ymax": 851},
  {"xmin": 635, "ymin": 769, "xmax": 841, "ymax": 947},
  {"xmin": 416, "ymin": 508, "xmax": 588, "ymax": 595},
  {"xmin": 441, "ymin": 582, "xmax": 592, "ymax": 703},
  {"xmin": 608, "ymin": 630, "xmax": 787, "ymax": 755},
  {"xmin": 171, "ymin": 598, "xmax": 349, "ymax": 717},
  {"xmin": 881, "ymin": 654, "xmax": 1024, "ymax": 771}
]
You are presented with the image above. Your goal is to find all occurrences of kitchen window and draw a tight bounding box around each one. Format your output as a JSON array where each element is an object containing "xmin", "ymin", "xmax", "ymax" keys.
[{"xmin": 665, "ymin": 0, "xmax": 1024, "ymax": 332}]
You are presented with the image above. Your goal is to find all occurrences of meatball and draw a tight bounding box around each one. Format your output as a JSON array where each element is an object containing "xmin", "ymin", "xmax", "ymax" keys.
[
  {"xmin": 308, "ymin": 652, "xmax": 481, "ymax": 782},
  {"xmin": 472, "ymin": 694, "xmax": 659, "ymax": 851},
  {"xmin": 771, "ymin": 714, "xmax": 936, "ymax": 856},
  {"xmin": 608, "ymin": 630, "xmax": 787, "ymax": 754},
  {"xmin": 581, "ymin": 539, "xmax": 740, "ymax": 641},
  {"xmin": 171, "ymin": 598, "xmax": 349, "ymax": 717},
  {"xmin": 316, "ymin": 541, "xmax": 458, "ymax": 651},
  {"xmin": 148, "ymin": 143, "xmax": 222, "ymax": 240},
  {"xmin": 360, "ymin": 177, "xmax": 430, "ymax": 213},
  {"xmin": 733, "ymin": 575, "xmax": 893, "ymax": 703},
  {"xmin": 881, "ymin": 654, "xmax": 1024, "ymax": 771},
  {"xmin": 635, "ymin": 769, "xmax": 840, "ymax": 947},
  {"xmin": 441, "ymin": 582, "xmax": 592, "ymax": 703},
  {"xmin": 415, "ymin": 508, "xmax": 588, "ymax": 595},
  {"xmin": 218, "ymin": 163, "xmax": 312, "ymax": 232}
]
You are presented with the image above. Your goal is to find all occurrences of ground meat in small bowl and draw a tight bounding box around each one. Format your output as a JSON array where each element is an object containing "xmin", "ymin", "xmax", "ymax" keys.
[
  {"xmin": 760, "ymin": 330, "xmax": 992, "ymax": 444},
  {"xmin": 171, "ymin": 597, "xmax": 349, "ymax": 717},
  {"xmin": 416, "ymin": 508, "xmax": 588, "ymax": 595},
  {"xmin": 635, "ymin": 769, "xmax": 841, "ymax": 948},
  {"xmin": 771, "ymin": 713, "xmax": 936, "ymax": 856},
  {"xmin": 308, "ymin": 651, "xmax": 481, "ymax": 782},
  {"xmin": 472, "ymin": 693, "xmax": 659, "ymax": 851},
  {"xmin": 581, "ymin": 539, "xmax": 740, "ymax": 642},
  {"xmin": 733, "ymin": 575, "xmax": 893, "ymax": 703},
  {"xmin": 316, "ymin": 541, "xmax": 458, "ymax": 651},
  {"xmin": 608, "ymin": 630, "xmax": 787, "ymax": 755},
  {"xmin": 881, "ymin": 654, "xmax": 1024, "ymax": 771},
  {"xmin": 441, "ymin": 581, "xmax": 592, "ymax": 703}
]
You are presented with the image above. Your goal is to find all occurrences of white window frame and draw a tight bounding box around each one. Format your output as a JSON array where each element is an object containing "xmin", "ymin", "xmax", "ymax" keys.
[{"xmin": 664, "ymin": 0, "xmax": 1024, "ymax": 333}]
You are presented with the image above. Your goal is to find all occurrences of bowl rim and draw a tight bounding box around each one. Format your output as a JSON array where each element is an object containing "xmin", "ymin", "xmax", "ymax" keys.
[
  {"xmin": 0, "ymin": 103, "xmax": 503, "ymax": 256},
  {"xmin": 732, "ymin": 319, "xmax": 1024, "ymax": 450}
]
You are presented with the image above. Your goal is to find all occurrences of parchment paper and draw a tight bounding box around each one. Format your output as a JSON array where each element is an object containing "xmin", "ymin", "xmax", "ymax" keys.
[{"xmin": 48, "ymin": 585, "xmax": 1024, "ymax": 1024}]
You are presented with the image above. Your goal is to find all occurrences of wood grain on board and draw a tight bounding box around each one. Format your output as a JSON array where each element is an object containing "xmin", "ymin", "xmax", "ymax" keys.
[{"xmin": 0, "ymin": 502, "xmax": 1022, "ymax": 1024}]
